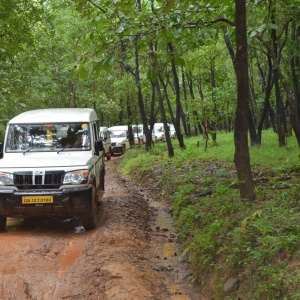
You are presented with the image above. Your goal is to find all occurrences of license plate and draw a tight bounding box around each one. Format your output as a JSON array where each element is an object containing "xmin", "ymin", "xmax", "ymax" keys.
[{"xmin": 22, "ymin": 195, "xmax": 53, "ymax": 204}]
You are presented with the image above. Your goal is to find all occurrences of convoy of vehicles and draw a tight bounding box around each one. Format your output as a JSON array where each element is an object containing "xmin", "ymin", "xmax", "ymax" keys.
[
  {"xmin": 110, "ymin": 123, "xmax": 176, "ymax": 147},
  {"xmin": 0, "ymin": 108, "xmax": 105, "ymax": 231}
]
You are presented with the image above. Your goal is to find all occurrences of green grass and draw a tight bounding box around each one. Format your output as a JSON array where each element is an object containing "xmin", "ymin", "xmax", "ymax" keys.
[{"xmin": 120, "ymin": 130, "xmax": 300, "ymax": 300}]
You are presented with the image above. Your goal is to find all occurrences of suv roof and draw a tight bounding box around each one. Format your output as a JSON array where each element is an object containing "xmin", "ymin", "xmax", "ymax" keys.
[{"xmin": 8, "ymin": 108, "xmax": 98, "ymax": 124}]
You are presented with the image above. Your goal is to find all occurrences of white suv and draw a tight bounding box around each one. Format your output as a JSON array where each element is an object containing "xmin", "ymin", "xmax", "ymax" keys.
[
  {"xmin": 0, "ymin": 108, "xmax": 105, "ymax": 231},
  {"xmin": 108, "ymin": 125, "xmax": 130, "ymax": 155}
]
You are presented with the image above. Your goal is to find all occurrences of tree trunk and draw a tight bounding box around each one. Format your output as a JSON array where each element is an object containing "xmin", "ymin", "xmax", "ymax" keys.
[
  {"xmin": 133, "ymin": 39, "xmax": 151, "ymax": 150},
  {"xmin": 223, "ymin": 27, "xmax": 260, "ymax": 146},
  {"xmin": 149, "ymin": 42, "xmax": 174, "ymax": 157},
  {"xmin": 290, "ymin": 21, "xmax": 300, "ymax": 136},
  {"xmin": 234, "ymin": 0, "xmax": 256, "ymax": 200},
  {"xmin": 249, "ymin": 109, "xmax": 260, "ymax": 146},
  {"xmin": 127, "ymin": 96, "xmax": 135, "ymax": 148},
  {"xmin": 182, "ymin": 67, "xmax": 192, "ymax": 137},
  {"xmin": 157, "ymin": 73, "xmax": 176, "ymax": 127},
  {"xmin": 271, "ymin": 18, "xmax": 288, "ymax": 146},
  {"xmin": 187, "ymin": 71, "xmax": 203, "ymax": 135},
  {"xmin": 257, "ymin": 55, "xmax": 275, "ymax": 142},
  {"xmin": 167, "ymin": 42, "xmax": 186, "ymax": 149},
  {"xmin": 120, "ymin": 38, "xmax": 151, "ymax": 150},
  {"xmin": 256, "ymin": 23, "xmax": 300, "ymax": 147}
]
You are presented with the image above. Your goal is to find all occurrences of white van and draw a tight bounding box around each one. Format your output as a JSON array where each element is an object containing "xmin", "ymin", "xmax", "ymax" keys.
[
  {"xmin": 108, "ymin": 125, "xmax": 130, "ymax": 155},
  {"xmin": 0, "ymin": 108, "xmax": 105, "ymax": 231},
  {"xmin": 99, "ymin": 126, "xmax": 112, "ymax": 160}
]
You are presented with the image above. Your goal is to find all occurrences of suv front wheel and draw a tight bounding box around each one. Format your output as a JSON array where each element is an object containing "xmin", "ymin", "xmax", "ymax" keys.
[{"xmin": 81, "ymin": 187, "xmax": 97, "ymax": 230}]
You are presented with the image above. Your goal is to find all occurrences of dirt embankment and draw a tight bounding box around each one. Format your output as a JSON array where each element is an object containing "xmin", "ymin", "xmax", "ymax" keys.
[{"xmin": 0, "ymin": 157, "xmax": 202, "ymax": 300}]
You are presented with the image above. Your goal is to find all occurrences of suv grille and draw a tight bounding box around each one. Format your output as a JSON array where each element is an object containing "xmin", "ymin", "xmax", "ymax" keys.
[{"xmin": 14, "ymin": 171, "xmax": 65, "ymax": 189}]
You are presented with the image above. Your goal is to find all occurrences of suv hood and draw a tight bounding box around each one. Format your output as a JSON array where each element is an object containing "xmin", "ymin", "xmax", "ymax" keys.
[{"xmin": 0, "ymin": 152, "xmax": 93, "ymax": 169}]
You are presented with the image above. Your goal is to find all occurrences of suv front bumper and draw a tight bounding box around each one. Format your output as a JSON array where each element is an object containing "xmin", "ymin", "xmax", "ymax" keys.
[
  {"xmin": 0, "ymin": 185, "xmax": 93, "ymax": 217},
  {"xmin": 111, "ymin": 146, "xmax": 123, "ymax": 154}
]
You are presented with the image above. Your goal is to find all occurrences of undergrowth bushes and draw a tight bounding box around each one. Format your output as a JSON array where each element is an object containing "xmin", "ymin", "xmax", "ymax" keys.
[{"xmin": 121, "ymin": 130, "xmax": 300, "ymax": 300}]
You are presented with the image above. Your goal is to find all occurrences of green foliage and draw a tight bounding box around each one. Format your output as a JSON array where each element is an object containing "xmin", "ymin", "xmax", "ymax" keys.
[
  {"xmin": 121, "ymin": 130, "xmax": 300, "ymax": 299},
  {"xmin": 121, "ymin": 148, "xmax": 156, "ymax": 183}
]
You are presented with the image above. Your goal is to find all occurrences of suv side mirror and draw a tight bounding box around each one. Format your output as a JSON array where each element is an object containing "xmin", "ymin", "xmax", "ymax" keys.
[
  {"xmin": 94, "ymin": 139, "xmax": 104, "ymax": 156},
  {"xmin": 0, "ymin": 142, "xmax": 3, "ymax": 159}
]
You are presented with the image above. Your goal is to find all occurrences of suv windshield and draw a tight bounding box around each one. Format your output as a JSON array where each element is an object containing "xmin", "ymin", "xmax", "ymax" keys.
[
  {"xmin": 6, "ymin": 123, "xmax": 91, "ymax": 152},
  {"xmin": 109, "ymin": 130, "xmax": 127, "ymax": 138}
]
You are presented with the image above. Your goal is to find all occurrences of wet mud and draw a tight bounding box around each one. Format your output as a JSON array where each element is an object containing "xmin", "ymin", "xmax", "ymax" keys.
[{"xmin": 0, "ymin": 157, "xmax": 202, "ymax": 300}]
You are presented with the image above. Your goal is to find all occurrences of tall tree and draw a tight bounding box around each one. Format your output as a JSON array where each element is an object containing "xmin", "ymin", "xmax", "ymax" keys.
[
  {"xmin": 234, "ymin": 0, "xmax": 256, "ymax": 200},
  {"xmin": 167, "ymin": 42, "xmax": 186, "ymax": 150}
]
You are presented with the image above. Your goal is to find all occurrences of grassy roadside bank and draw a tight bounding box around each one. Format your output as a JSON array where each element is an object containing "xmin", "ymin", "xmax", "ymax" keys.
[{"xmin": 120, "ymin": 130, "xmax": 300, "ymax": 300}]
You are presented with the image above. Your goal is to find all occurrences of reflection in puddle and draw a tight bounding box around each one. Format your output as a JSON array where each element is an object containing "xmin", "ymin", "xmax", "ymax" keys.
[
  {"xmin": 157, "ymin": 215, "xmax": 171, "ymax": 231},
  {"xmin": 163, "ymin": 242, "xmax": 175, "ymax": 258},
  {"xmin": 59, "ymin": 250, "xmax": 81, "ymax": 268}
]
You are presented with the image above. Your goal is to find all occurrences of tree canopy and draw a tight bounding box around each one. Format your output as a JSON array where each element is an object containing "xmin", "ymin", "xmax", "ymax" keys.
[{"xmin": 1, "ymin": 0, "xmax": 300, "ymax": 199}]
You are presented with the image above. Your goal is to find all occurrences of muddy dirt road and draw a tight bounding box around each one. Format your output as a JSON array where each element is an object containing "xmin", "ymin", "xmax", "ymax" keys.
[{"xmin": 0, "ymin": 157, "xmax": 202, "ymax": 300}]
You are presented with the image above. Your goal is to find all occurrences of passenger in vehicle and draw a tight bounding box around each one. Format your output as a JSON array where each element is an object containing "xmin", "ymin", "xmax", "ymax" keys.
[{"xmin": 65, "ymin": 124, "xmax": 90, "ymax": 148}]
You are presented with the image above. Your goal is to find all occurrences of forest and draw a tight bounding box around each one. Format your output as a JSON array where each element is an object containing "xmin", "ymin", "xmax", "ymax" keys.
[
  {"xmin": 1, "ymin": 0, "xmax": 300, "ymax": 201},
  {"xmin": 1, "ymin": 1, "xmax": 300, "ymax": 298}
]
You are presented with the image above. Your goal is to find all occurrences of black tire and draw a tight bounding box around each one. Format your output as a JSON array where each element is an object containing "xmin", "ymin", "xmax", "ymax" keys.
[
  {"xmin": 100, "ymin": 165, "xmax": 105, "ymax": 191},
  {"xmin": 81, "ymin": 187, "xmax": 97, "ymax": 230},
  {"xmin": 97, "ymin": 165, "xmax": 105, "ymax": 206},
  {"xmin": 121, "ymin": 145, "xmax": 125, "ymax": 155},
  {"xmin": 0, "ymin": 216, "xmax": 7, "ymax": 231}
]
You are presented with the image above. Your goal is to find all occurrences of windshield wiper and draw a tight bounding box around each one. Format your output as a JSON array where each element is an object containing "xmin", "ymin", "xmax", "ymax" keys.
[{"xmin": 23, "ymin": 148, "xmax": 32, "ymax": 155}]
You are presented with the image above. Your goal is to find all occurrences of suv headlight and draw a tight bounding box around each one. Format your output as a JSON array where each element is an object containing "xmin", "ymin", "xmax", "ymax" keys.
[
  {"xmin": 0, "ymin": 172, "xmax": 14, "ymax": 185},
  {"xmin": 63, "ymin": 170, "xmax": 89, "ymax": 185}
]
